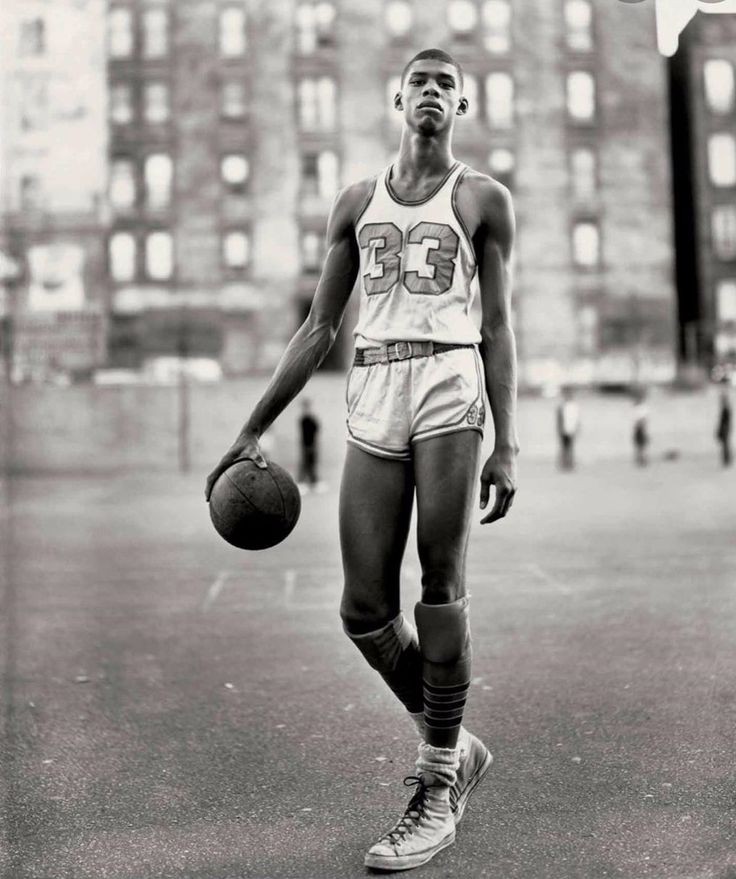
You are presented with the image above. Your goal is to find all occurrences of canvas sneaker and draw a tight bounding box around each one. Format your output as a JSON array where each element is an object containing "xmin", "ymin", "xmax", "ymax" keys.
[
  {"xmin": 451, "ymin": 730, "xmax": 493, "ymax": 823},
  {"xmin": 364, "ymin": 776, "xmax": 456, "ymax": 872}
]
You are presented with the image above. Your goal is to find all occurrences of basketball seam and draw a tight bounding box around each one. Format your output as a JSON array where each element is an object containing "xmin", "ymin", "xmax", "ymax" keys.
[
  {"xmin": 222, "ymin": 470, "xmax": 260, "ymax": 512},
  {"xmin": 270, "ymin": 468, "xmax": 290, "ymax": 522}
]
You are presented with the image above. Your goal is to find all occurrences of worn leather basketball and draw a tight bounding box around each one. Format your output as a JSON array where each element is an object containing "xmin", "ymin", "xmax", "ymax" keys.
[{"xmin": 209, "ymin": 459, "xmax": 301, "ymax": 550}]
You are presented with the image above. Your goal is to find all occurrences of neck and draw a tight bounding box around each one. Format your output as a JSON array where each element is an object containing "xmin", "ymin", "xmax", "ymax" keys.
[{"xmin": 395, "ymin": 128, "xmax": 455, "ymax": 178}]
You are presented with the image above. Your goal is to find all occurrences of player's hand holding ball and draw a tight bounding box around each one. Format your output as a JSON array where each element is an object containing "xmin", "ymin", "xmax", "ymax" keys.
[
  {"xmin": 205, "ymin": 430, "xmax": 302, "ymax": 551},
  {"xmin": 205, "ymin": 428, "xmax": 267, "ymax": 501}
]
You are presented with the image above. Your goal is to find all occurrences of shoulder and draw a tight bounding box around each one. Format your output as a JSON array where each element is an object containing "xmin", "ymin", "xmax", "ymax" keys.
[
  {"xmin": 333, "ymin": 176, "xmax": 379, "ymax": 224},
  {"xmin": 454, "ymin": 166, "xmax": 514, "ymax": 246},
  {"xmin": 458, "ymin": 167, "xmax": 513, "ymax": 222}
]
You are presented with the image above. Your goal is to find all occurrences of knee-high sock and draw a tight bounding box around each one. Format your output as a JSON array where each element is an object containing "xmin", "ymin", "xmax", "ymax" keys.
[
  {"xmin": 345, "ymin": 613, "xmax": 424, "ymax": 715},
  {"xmin": 414, "ymin": 597, "xmax": 472, "ymax": 749}
]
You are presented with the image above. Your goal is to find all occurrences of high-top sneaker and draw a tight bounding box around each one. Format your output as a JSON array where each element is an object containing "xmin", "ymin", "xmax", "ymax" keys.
[
  {"xmin": 364, "ymin": 776, "xmax": 456, "ymax": 872},
  {"xmin": 451, "ymin": 729, "xmax": 493, "ymax": 823}
]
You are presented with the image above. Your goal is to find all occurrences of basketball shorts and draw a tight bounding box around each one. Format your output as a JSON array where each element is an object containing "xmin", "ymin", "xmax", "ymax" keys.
[{"xmin": 345, "ymin": 346, "xmax": 486, "ymax": 461}]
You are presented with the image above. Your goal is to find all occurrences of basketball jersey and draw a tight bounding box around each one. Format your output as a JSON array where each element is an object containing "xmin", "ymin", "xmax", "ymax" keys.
[{"xmin": 353, "ymin": 161, "xmax": 480, "ymax": 348}]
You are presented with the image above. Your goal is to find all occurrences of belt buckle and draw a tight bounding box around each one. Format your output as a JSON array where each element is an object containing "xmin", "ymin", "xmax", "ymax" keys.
[{"xmin": 393, "ymin": 341, "xmax": 412, "ymax": 361}]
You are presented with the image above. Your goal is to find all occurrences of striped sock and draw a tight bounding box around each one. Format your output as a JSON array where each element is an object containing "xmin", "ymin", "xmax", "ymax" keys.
[{"xmin": 423, "ymin": 679, "xmax": 470, "ymax": 747}]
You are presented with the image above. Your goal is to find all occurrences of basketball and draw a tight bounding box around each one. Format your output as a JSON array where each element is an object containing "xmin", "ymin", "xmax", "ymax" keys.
[{"xmin": 209, "ymin": 459, "xmax": 301, "ymax": 550}]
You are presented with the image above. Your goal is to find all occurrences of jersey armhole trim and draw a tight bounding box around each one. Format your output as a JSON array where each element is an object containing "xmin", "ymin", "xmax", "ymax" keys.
[
  {"xmin": 451, "ymin": 167, "xmax": 477, "ymax": 271},
  {"xmin": 354, "ymin": 176, "xmax": 378, "ymax": 227}
]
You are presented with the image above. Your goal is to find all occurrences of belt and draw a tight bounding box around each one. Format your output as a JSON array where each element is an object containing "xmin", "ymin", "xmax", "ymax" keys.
[{"xmin": 353, "ymin": 341, "xmax": 475, "ymax": 367}]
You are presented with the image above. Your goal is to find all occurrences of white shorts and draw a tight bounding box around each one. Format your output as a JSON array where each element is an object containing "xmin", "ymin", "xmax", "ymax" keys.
[{"xmin": 345, "ymin": 346, "xmax": 486, "ymax": 461}]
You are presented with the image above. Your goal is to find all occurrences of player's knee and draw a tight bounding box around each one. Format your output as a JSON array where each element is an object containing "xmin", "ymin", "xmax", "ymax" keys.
[
  {"xmin": 420, "ymin": 567, "xmax": 464, "ymax": 606},
  {"xmin": 414, "ymin": 596, "xmax": 472, "ymax": 665},
  {"xmin": 340, "ymin": 594, "xmax": 395, "ymax": 635}
]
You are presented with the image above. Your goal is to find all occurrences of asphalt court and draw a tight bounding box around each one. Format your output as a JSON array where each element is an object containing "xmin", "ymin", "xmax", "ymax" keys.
[{"xmin": 1, "ymin": 455, "xmax": 735, "ymax": 878}]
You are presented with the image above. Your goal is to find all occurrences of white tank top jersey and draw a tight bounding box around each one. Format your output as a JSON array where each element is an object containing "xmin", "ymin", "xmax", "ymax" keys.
[{"xmin": 353, "ymin": 161, "xmax": 481, "ymax": 348}]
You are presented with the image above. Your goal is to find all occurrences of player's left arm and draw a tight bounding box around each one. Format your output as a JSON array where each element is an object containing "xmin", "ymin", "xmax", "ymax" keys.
[{"xmin": 475, "ymin": 179, "xmax": 519, "ymax": 524}]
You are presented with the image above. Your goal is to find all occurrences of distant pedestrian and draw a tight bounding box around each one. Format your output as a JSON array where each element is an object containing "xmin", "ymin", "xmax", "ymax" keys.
[
  {"xmin": 715, "ymin": 388, "xmax": 732, "ymax": 467},
  {"xmin": 632, "ymin": 388, "xmax": 650, "ymax": 467},
  {"xmin": 556, "ymin": 386, "xmax": 580, "ymax": 471},
  {"xmin": 298, "ymin": 398, "xmax": 321, "ymax": 492}
]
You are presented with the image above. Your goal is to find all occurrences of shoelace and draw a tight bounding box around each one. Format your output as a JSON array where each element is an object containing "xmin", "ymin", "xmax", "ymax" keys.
[{"xmin": 381, "ymin": 776, "xmax": 429, "ymax": 846}]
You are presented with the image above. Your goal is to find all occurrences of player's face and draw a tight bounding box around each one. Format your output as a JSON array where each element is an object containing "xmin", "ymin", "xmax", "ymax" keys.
[{"xmin": 398, "ymin": 61, "xmax": 467, "ymax": 134}]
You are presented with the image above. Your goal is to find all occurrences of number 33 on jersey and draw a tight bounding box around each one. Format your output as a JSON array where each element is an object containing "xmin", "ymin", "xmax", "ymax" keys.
[{"xmin": 353, "ymin": 161, "xmax": 481, "ymax": 348}]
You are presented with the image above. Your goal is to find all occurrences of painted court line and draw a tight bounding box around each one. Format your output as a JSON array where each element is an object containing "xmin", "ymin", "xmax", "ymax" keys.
[
  {"xmin": 283, "ymin": 569, "xmax": 297, "ymax": 605},
  {"xmin": 201, "ymin": 570, "xmax": 230, "ymax": 611}
]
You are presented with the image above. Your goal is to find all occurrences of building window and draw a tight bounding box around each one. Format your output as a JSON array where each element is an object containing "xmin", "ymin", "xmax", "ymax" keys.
[
  {"xmin": 20, "ymin": 78, "xmax": 48, "ymax": 131},
  {"xmin": 223, "ymin": 231, "xmax": 250, "ymax": 269},
  {"xmin": 143, "ymin": 82, "xmax": 169, "ymax": 123},
  {"xmin": 570, "ymin": 147, "xmax": 596, "ymax": 199},
  {"xmin": 220, "ymin": 7, "xmax": 246, "ymax": 57},
  {"xmin": 298, "ymin": 76, "xmax": 337, "ymax": 130},
  {"xmin": 144, "ymin": 154, "xmax": 173, "ymax": 208},
  {"xmin": 109, "ymin": 159, "xmax": 137, "ymax": 208},
  {"xmin": 19, "ymin": 18, "xmax": 45, "ymax": 56},
  {"xmin": 110, "ymin": 232, "xmax": 137, "ymax": 282},
  {"xmin": 301, "ymin": 151, "xmax": 339, "ymax": 199},
  {"xmin": 301, "ymin": 231, "xmax": 323, "ymax": 273},
  {"xmin": 462, "ymin": 75, "xmax": 479, "ymax": 120},
  {"xmin": 109, "ymin": 7, "xmax": 134, "ymax": 58},
  {"xmin": 572, "ymin": 220, "xmax": 600, "ymax": 267},
  {"xmin": 296, "ymin": 2, "xmax": 336, "ymax": 53},
  {"xmin": 489, "ymin": 148, "xmax": 514, "ymax": 188},
  {"xmin": 19, "ymin": 175, "xmax": 42, "ymax": 211},
  {"xmin": 564, "ymin": 0, "xmax": 593, "ymax": 52},
  {"xmin": 385, "ymin": 1, "xmax": 412, "ymax": 38},
  {"xmin": 221, "ymin": 81, "xmax": 246, "ymax": 118},
  {"xmin": 145, "ymin": 231, "xmax": 173, "ymax": 280},
  {"xmin": 716, "ymin": 279, "xmax": 736, "ymax": 321},
  {"xmin": 567, "ymin": 71, "xmax": 596, "ymax": 122},
  {"xmin": 712, "ymin": 205, "xmax": 736, "ymax": 260},
  {"xmin": 142, "ymin": 8, "xmax": 168, "ymax": 59},
  {"xmin": 708, "ymin": 134, "xmax": 736, "ymax": 187},
  {"xmin": 221, "ymin": 154, "xmax": 250, "ymax": 189},
  {"xmin": 704, "ymin": 59, "xmax": 735, "ymax": 116},
  {"xmin": 447, "ymin": 0, "xmax": 478, "ymax": 37},
  {"xmin": 110, "ymin": 83, "xmax": 134, "ymax": 124},
  {"xmin": 485, "ymin": 72, "xmax": 513, "ymax": 128},
  {"xmin": 482, "ymin": 1, "xmax": 510, "ymax": 53}
]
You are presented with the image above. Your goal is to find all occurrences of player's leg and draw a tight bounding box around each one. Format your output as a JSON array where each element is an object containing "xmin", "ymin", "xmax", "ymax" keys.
[
  {"xmin": 414, "ymin": 430, "xmax": 491, "ymax": 822},
  {"xmin": 365, "ymin": 430, "xmax": 484, "ymax": 872},
  {"xmin": 413, "ymin": 429, "xmax": 480, "ymax": 751},
  {"xmin": 339, "ymin": 444, "xmax": 424, "ymax": 721}
]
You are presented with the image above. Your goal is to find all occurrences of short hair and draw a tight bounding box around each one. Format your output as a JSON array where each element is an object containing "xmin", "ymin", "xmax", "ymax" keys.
[{"xmin": 401, "ymin": 48, "xmax": 464, "ymax": 90}]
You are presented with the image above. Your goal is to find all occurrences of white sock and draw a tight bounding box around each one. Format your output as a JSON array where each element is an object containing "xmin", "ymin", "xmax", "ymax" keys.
[{"xmin": 416, "ymin": 741, "xmax": 461, "ymax": 787}]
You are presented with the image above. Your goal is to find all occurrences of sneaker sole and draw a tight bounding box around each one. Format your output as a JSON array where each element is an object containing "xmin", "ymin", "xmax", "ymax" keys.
[
  {"xmin": 454, "ymin": 749, "xmax": 493, "ymax": 824},
  {"xmin": 364, "ymin": 829, "xmax": 456, "ymax": 872}
]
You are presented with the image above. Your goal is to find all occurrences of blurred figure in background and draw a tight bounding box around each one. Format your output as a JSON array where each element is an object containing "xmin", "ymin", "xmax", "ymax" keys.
[
  {"xmin": 297, "ymin": 398, "xmax": 322, "ymax": 493},
  {"xmin": 556, "ymin": 386, "xmax": 580, "ymax": 471},
  {"xmin": 632, "ymin": 388, "xmax": 650, "ymax": 467},
  {"xmin": 715, "ymin": 387, "xmax": 732, "ymax": 468}
]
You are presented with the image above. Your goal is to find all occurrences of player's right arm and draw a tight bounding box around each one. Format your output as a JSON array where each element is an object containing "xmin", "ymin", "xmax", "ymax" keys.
[{"xmin": 205, "ymin": 179, "xmax": 370, "ymax": 500}]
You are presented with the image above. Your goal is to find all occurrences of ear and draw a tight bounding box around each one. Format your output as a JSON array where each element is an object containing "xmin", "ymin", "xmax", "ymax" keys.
[
  {"xmin": 456, "ymin": 97, "xmax": 469, "ymax": 116},
  {"xmin": 394, "ymin": 92, "xmax": 403, "ymax": 112}
]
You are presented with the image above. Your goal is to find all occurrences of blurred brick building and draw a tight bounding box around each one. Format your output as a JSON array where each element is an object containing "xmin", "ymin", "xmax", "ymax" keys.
[
  {"xmin": 669, "ymin": 13, "xmax": 736, "ymax": 376},
  {"xmin": 0, "ymin": 0, "xmax": 108, "ymax": 381},
  {"xmin": 2, "ymin": 0, "xmax": 694, "ymax": 386}
]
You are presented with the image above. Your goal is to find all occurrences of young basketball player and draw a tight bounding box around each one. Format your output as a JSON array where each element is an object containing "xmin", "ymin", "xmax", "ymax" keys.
[{"xmin": 206, "ymin": 48, "xmax": 518, "ymax": 871}]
